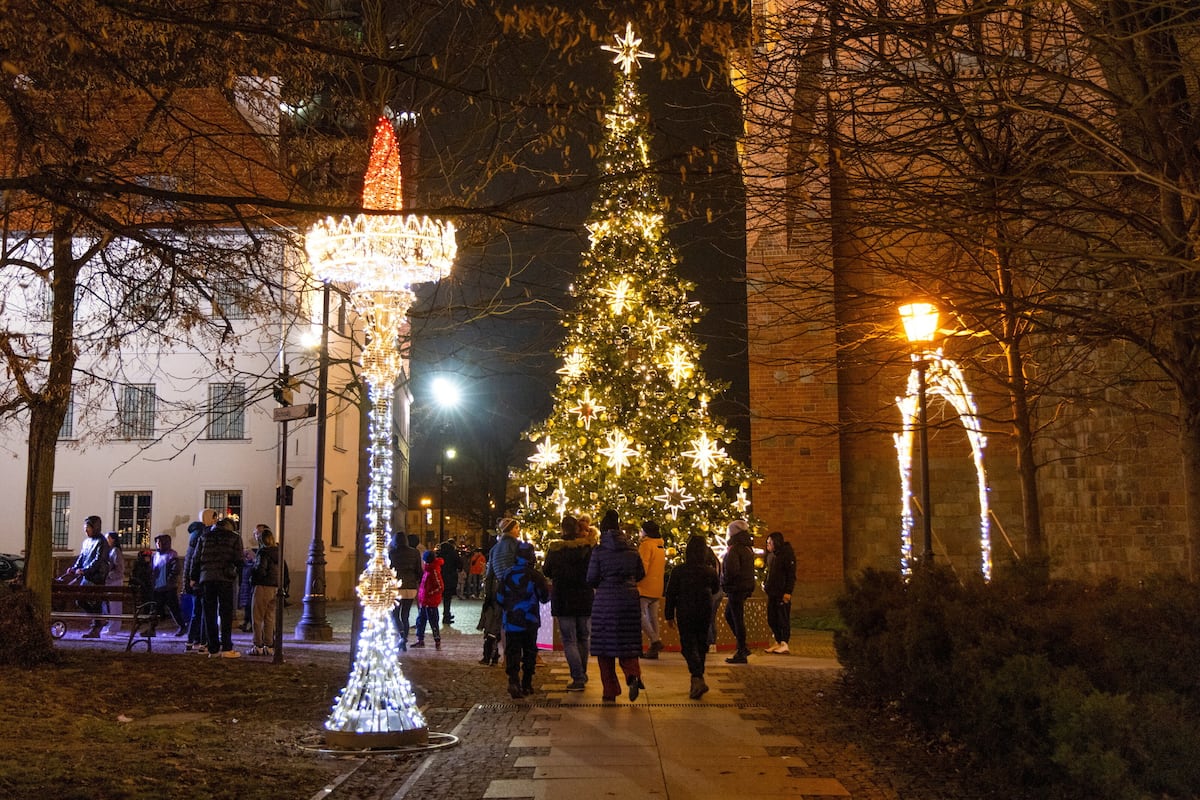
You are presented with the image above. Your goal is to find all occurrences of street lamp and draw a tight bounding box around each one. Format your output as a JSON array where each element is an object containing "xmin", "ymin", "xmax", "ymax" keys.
[
  {"xmin": 305, "ymin": 115, "xmax": 457, "ymax": 748},
  {"xmin": 294, "ymin": 282, "xmax": 334, "ymax": 642},
  {"xmin": 438, "ymin": 447, "xmax": 456, "ymax": 541},
  {"xmin": 899, "ymin": 301, "xmax": 940, "ymax": 564}
]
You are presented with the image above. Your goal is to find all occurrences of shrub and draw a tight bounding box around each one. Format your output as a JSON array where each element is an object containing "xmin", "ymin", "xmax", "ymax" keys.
[{"xmin": 836, "ymin": 567, "xmax": 1200, "ymax": 799}]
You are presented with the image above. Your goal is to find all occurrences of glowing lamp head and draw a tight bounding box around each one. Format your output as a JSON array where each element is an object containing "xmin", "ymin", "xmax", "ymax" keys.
[
  {"xmin": 431, "ymin": 375, "xmax": 462, "ymax": 409},
  {"xmin": 899, "ymin": 302, "xmax": 940, "ymax": 344}
]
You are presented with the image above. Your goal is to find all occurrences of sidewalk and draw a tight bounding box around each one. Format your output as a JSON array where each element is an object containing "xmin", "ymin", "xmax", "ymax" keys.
[{"xmin": 284, "ymin": 599, "xmax": 847, "ymax": 800}]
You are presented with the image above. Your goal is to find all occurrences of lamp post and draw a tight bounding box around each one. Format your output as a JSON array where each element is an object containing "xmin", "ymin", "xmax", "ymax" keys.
[
  {"xmin": 295, "ymin": 281, "xmax": 334, "ymax": 642},
  {"xmin": 305, "ymin": 116, "xmax": 456, "ymax": 748},
  {"xmin": 430, "ymin": 375, "xmax": 461, "ymax": 544},
  {"xmin": 438, "ymin": 447, "xmax": 456, "ymax": 542},
  {"xmin": 899, "ymin": 302, "xmax": 940, "ymax": 564}
]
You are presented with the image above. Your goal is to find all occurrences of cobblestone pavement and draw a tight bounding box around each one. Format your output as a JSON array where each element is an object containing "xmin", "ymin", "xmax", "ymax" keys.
[
  {"xmin": 57, "ymin": 599, "xmax": 1026, "ymax": 799},
  {"xmin": 286, "ymin": 602, "xmax": 1024, "ymax": 800}
]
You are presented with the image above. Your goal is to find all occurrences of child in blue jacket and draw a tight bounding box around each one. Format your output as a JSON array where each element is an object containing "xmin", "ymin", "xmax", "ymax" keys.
[{"xmin": 496, "ymin": 541, "xmax": 549, "ymax": 699}]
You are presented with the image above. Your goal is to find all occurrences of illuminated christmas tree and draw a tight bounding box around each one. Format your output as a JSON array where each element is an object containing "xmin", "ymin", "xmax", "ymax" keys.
[{"xmin": 514, "ymin": 24, "xmax": 758, "ymax": 551}]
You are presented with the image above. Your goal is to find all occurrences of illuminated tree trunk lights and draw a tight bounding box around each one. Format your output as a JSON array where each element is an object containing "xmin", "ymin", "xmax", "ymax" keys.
[
  {"xmin": 894, "ymin": 351, "xmax": 993, "ymax": 581},
  {"xmin": 306, "ymin": 116, "xmax": 456, "ymax": 748}
]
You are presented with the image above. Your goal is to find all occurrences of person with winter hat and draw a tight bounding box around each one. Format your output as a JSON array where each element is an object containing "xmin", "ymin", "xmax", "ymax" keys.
[
  {"xmin": 721, "ymin": 519, "xmax": 756, "ymax": 663},
  {"xmin": 587, "ymin": 509, "xmax": 647, "ymax": 702},
  {"xmin": 542, "ymin": 515, "xmax": 594, "ymax": 691},
  {"xmin": 762, "ymin": 531, "xmax": 797, "ymax": 654}
]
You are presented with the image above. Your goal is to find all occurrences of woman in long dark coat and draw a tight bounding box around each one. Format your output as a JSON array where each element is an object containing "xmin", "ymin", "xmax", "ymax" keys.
[{"xmin": 586, "ymin": 509, "xmax": 646, "ymax": 702}]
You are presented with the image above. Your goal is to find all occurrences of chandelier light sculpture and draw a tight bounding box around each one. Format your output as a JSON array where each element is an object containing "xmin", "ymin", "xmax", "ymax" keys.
[{"xmin": 306, "ymin": 116, "xmax": 456, "ymax": 748}]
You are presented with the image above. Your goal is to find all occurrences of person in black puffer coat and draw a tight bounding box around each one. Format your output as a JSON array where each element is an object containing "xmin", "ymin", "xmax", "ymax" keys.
[
  {"xmin": 438, "ymin": 540, "xmax": 461, "ymax": 625},
  {"xmin": 542, "ymin": 515, "xmax": 594, "ymax": 691},
  {"xmin": 762, "ymin": 531, "xmax": 797, "ymax": 655},
  {"xmin": 665, "ymin": 534, "xmax": 720, "ymax": 698},
  {"xmin": 721, "ymin": 519, "xmax": 756, "ymax": 664},
  {"xmin": 586, "ymin": 509, "xmax": 646, "ymax": 702},
  {"xmin": 389, "ymin": 532, "xmax": 422, "ymax": 651}
]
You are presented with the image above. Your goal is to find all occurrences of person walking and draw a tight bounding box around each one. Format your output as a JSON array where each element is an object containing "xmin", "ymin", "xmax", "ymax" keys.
[
  {"xmin": 665, "ymin": 534, "xmax": 721, "ymax": 698},
  {"xmin": 388, "ymin": 532, "xmax": 422, "ymax": 651},
  {"xmin": 248, "ymin": 526, "xmax": 280, "ymax": 657},
  {"xmin": 67, "ymin": 515, "xmax": 109, "ymax": 638},
  {"xmin": 762, "ymin": 531, "xmax": 797, "ymax": 654},
  {"xmin": 190, "ymin": 517, "xmax": 244, "ymax": 658},
  {"xmin": 587, "ymin": 509, "xmax": 646, "ymax": 703},
  {"xmin": 542, "ymin": 515, "xmax": 594, "ymax": 691},
  {"xmin": 637, "ymin": 519, "xmax": 666, "ymax": 659},
  {"xmin": 497, "ymin": 541, "xmax": 550, "ymax": 698},
  {"xmin": 722, "ymin": 519, "xmax": 756, "ymax": 664}
]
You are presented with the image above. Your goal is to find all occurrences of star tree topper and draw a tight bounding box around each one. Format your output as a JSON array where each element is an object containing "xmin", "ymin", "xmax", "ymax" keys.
[{"xmin": 602, "ymin": 22, "xmax": 655, "ymax": 75}]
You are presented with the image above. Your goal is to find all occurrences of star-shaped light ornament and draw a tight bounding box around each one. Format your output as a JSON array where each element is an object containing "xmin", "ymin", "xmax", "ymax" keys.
[
  {"xmin": 569, "ymin": 388, "xmax": 606, "ymax": 430},
  {"xmin": 558, "ymin": 348, "xmax": 586, "ymax": 380},
  {"xmin": 631, "ymin": 210, "xmax": 663, "ymax": 240},
  {"xmin": 644, "ymin": 310, "xmax": 670, "ymax": 348},
  {"xmin": 601, "ymin": 22, "xmax": 655, "ymax": 75},
  {"xmin": 599, "ymin": 429, "xmax": 639, "ymax": 476},
  {"xmin": 528, "ymin": 436, "xmax": 561, "ymax": 469},
  {"xmin": 585, "ymin": 220, "xmax": 611, "ymax": 246},
  {"xmin": 654, "ymin": 474, "xmax": 695, "ymax": 520},
  {"xmin": 665, "ymin": 344, "xmax": 693, "ymax": 386},
  {"xmin": 683, "ymin": 430, "xmax": 727, "ymax": 477},
  {"xmin": 551, "ymin": 479, "xmax": 569, "ymax": 518},
  {"xmin": 603, "ymin": 277, "xmax": 635, "ymax": 315},
  {"xmin": 733, "ymin": 485, "xmax": 751, "ymax": 516}
]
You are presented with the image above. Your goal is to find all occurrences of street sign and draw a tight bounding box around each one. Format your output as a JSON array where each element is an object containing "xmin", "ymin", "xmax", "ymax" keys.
[{"xmin": 273, "ymin": 403, "xmax": 317, "ymax": 423}]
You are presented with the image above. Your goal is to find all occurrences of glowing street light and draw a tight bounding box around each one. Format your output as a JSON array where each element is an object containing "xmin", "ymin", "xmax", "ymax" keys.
[
  {"xmin": 899, "ymin": 302, "xmax": 940, "ymax": 564},
  {"xmin": 306, "ymin": 115, "xmax": 456, "ymax": 748}
]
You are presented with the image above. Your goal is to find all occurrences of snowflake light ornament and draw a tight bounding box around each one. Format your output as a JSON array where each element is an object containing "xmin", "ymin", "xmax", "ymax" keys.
[
  {"xmin": 603, "ymin": 277, "xmax": 635, "ymax": 315},
  {"xmin": 551, "ymin": 479, "xmax": 569, "ymax": 518},
  {"xmin": 528, "ymin": 436, "xmax": 561, "ymax": 468},
  {"xmin": 598, "ymin": 429, "xmax": 639, "ymax": 476},
  {"xmin": 683, "ymin": 430, "xmax": 727, "ymax": 477},
  {"xmin": 665, "ymin": 344, "xmax": 693, "ymax": 387},
  {"xmin": 558, "ymin": 348, "xmax": 586, "ymax": 380}
]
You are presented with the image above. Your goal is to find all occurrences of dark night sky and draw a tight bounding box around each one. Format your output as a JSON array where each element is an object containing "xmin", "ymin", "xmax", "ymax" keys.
[{"xmin": 405, "ymin": 22, "xmax": 749, "ymax": 518}]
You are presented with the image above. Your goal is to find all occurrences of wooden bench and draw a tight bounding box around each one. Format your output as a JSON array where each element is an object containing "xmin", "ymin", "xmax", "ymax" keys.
[{"xmin": 50, "ymin": 582, "xmax": 160, "ymax": 652}]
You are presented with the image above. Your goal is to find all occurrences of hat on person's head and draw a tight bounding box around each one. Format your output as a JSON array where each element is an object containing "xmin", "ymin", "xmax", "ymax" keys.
[
  {"xmin": 728, "ymin": 519, "xmax": 749, "ymax": 536},
  {"xmin": 422, "ymin": 550, "xmax": 436, "ymax": 563},
  {"xmin": 641, "ymin": 520, "xmax": 660, "ymax": 538},
  {"xmin": 600, "ymin": 509, "xmax": 620, "ymax": 531},
  {"xmin": 498, "ymin": 517, "xmax": 520, "ymax": 536}
]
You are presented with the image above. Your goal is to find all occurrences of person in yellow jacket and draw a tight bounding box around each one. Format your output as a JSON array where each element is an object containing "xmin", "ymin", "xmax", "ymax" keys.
[{"xmin": 637, "ymin": 519, "xmax": 666, "ymax": 658}]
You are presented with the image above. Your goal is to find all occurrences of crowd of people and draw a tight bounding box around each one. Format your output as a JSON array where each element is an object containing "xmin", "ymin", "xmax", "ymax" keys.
[
  {"xmin": 62, "ymin": 511, "xmax": 287, "ymax": 659},
  {"xmin": 63, "ymin": 508, "xmax": 798, "ymax": 699},
  {"xmin": 389, "ymin": 510, "xmax": 797, "ymax": 703}
]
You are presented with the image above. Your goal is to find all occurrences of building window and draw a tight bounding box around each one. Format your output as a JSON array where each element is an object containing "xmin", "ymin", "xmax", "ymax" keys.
[
  {"xmin": 204, "ymin": 490, "xmax": 242, "ymax": 528},
  {"xmin": 212, "ymin": 277, "xmax": 250, "ymax": 320},
  {"xmin": 58, "ymin": 396, "xmax": 74, "ymax": 440},
  {"xmin": 114, "ymin": 491, "xmax": 152, "ymax": 550},
  {"xmin": 52, "ymin": 492, "xmax": 70, "ymax": 549},
  {"xmin": 207, "ymin": 382, "xmax": 246, "ymax": 439},
  {"xmin": 331, "ymin": 491, "xmax": 346, "ymax": 548},
  {"xmin": 333, "ymin": 403, "xmax": 347, "ymax": 450},
  {"xmin": 119, "ymin": 384, "xmax": 155, "ymax": 439}
]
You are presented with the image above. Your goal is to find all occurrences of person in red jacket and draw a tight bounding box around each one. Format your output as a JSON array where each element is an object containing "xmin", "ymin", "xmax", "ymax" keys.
[{"xmin": 413, "ymin": 549, "xmax": 444, "ymax": 649}]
